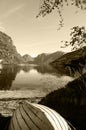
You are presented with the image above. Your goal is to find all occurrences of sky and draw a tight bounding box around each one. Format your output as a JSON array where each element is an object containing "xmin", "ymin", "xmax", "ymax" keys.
[{"xmin": 0, "ymin": 0, "xmax": 86, "ymax": 57}]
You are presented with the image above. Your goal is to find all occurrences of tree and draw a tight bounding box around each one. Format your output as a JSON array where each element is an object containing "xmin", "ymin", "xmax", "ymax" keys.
[
  {"xmin": 37, "ymin": 0, "xmax": 86, "ymax": 28},
  {"xmin": 38, "ymin": 1, "xmax": 86, "ymax": 90},
  {"xmin": 61, "ymin": 26, "xmax": 86, "ymax": 91},
  {"xmin": 61, "ymin": 26, "xmax": 86, "ymax": 50}
]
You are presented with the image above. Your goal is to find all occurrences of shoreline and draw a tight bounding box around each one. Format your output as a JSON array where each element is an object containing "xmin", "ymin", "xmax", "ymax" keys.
[
  {"xmin": 0, "ymin": 90, "xmax": 46, "ymax": 99},
  {"xmin": 0, "ymin": 97, "xmax": 42, "ymax": 117},
  {"xmin": 0, "ymin": 90, "xmax": 45, "ymax": 117}
]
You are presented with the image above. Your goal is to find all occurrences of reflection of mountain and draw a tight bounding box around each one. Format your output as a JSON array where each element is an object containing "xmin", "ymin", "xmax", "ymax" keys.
[
  {"xmin": 34, "ymin": 64, "xmax": 67, "ymax": 76},
  {"xmin": 19, "ymin": 64, "xmax": 71, "ymax": 76},
  {"xmin": 0, "ymin": 64, "xmax": 68, "ymax": 90},
  {"xmin": 0, "ymin": 65, "xmax": 20, "ymax": 90},
  {"xmin": 39, "ymin": 74, "xmax": 86, "ymax": 130},
  {"xmin": 20, "ymin": 65, "xmax": 34, "ymax": 73}
]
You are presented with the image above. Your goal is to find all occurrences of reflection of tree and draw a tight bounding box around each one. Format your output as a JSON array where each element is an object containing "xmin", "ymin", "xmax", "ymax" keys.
[
  {"xmin": 39, "ymin": 75, "xmax": 86, "ymax": 130},
  {"xmin": 20, "ymin": 65, "xmax": 33, "ymax": 73},
  {"xmin": 0, "ymin": 65, "xmax": 20, "ymax": 90}
]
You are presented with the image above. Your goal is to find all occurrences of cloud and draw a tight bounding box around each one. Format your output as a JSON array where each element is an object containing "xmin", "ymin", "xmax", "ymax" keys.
[{"xmin": 1, "ymin": 4, "xmax": 25, "ymax": 19}]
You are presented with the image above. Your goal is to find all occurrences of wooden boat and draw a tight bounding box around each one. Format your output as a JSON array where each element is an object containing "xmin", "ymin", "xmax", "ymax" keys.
[{"xmin": 8, "ymin": 101, "xmax": 76, "ymax": 130}]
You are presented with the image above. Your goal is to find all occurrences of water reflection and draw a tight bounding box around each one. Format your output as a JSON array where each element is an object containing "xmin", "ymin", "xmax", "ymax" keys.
[
  {"xmin": 0, "ymin": 64, "xmax": 73, "ymax": 90},
  {"xmin": 20, "ymin": 65, "xmax": 34, "ymax": 73},
  {"xmin": 0, "ymin": 65, "xmax": 20, "ymax": 90},
  {"xmin": 34, "ymin": 64, "xmax": 64, "ymax": 77}
]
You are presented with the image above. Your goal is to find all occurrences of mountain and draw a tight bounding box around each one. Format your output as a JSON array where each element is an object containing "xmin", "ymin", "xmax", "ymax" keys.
[
  {"xmin": 0, "ymin": 31, "xmax": 23, "ymax": 64},
  {"xmin": 34, "ymin": 51, "xmax": 64, "ymax": 65},
  {"xmin": 22, "ymin": 54, "xmax": 34, "ymax": 63},
  {"xmin": 51, "ymin": 46, "xmax": 86, "ymax": 71}
]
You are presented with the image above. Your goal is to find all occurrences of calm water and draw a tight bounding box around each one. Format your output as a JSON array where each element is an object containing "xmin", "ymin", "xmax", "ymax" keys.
[
  {"xmin": 0, "ymin": 64, "xmax": 86, "ymax": 130},
  {"xmin": 0, "ymin": 64, "xmax": 73, "ymax": 93}
]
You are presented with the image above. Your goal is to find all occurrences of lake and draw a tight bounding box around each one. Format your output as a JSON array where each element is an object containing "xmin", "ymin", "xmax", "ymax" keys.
[
  {"xmin": 0, "ymin": 64, "xmax": 86, "ymax": 130},
  {"xmin": 0, "ymin": 64, "xmax": 73, "ymax": 94}
]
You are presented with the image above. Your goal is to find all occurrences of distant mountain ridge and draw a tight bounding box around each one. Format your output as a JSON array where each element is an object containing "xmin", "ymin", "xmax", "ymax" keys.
[
  {"xmin": 33, "ymin": 51, "xmax": 65, "ymax": 64},
  {"xmin": 51, "ymin": 46, "xmax": 86, "ymax": 71},
  {"xmin": 22, "ymin": 54, "xmax": 34, "ymax": 63},
  {"xmin": 0, "ymin": 31, "xmax": 65, "ymax": 65}
]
